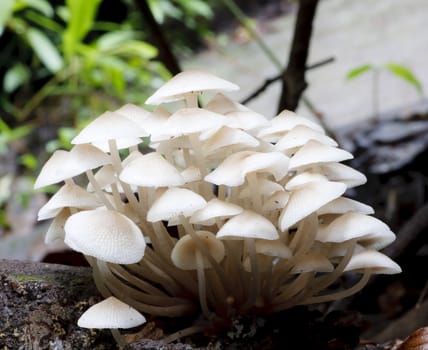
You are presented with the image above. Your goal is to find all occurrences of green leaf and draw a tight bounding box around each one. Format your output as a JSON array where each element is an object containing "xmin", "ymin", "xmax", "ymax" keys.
[
  {"xmin": 384, "ymin": 63, "xmax": 423, "ymax": 94},
  {"xmin": 175, "ymin": 0, "xmax": 213, "ymax": 18},
  {"xmin": 96, "ymin": 30, "xmax": 135, "ymax": 51},
  {"xmin": 3, "ymin": 63, "xmax": 31, "ymax": 93},
  {"xmin": 346, "ymin": 64, "xmax": 373, "ymax": 80},
  {"xmin": 110, "ymin": 40, "xmax": 158, "ymax": 59},
  {"xmin": 0, "ymin": 0, "xmax": 15, "ymax": 36},
  {"xmin": 17, "ymin": 0, "xmax": 54, "ymax": 17},
  {"xmin": 26, "ymin": 28, "xmax": 63, "ymax": 72},
  {"xmin": 62, "ymin": 0, "xmax": 101, "ymax": 59},
  {"xmin": 19, "ymin": 153, "xmax": 38, "ymax": 170}
]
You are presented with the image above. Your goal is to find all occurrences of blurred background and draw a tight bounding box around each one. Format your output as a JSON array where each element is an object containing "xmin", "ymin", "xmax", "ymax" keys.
[{"xmin": 0, "ymin": 0, "xmax": 427, "ymax": 275}]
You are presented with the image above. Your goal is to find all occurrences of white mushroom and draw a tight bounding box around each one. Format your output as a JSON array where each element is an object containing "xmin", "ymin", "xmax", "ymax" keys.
[
  {"xmin": 120, "ymin": 152, "xmax": 185, "ymax": 187},
  {"xmin": 316, "ymin": 212, "xmax": 396, "ymax": 250},
  {"xmin": 147, "ymin": 187, "xmax": 207, "ymax": 222},
  {"xmin": 78, "ymin": 296, "xmax": 146, "ymax": 329},
  {"xmin": 64, "ymin": 209, "xmax": 146, "ymax": 264},
  {"xmin": 288, "ymin": 140, "xmax": 353, "ymax": 171},
  {"xmin": 279, "ymin": 181, "xmax": 347, "ymax": 231},
  {"xmin": 146, "ymin": 70, "xmax": 239, "ymax": 105}
]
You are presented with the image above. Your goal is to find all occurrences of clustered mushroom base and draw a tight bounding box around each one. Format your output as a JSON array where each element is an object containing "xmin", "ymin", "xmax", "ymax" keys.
[{"xmin": 35, "ymin": 70, "xmax": 401, "ymax": 345}]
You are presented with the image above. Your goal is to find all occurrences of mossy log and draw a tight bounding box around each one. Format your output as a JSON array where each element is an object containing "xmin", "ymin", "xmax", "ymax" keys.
[
  {"xmin": 0, "ymin": 260, "xmax": 197, "ymax": 350},
  {"xmin": 0, "ymin": 259, "xmax": 116, "ymax": 349}
]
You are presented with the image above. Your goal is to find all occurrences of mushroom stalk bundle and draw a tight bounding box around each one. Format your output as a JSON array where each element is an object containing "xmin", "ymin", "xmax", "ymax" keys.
[{"xmin": 35, "ymin": 70, "xmax": 401, "ymax": 343}]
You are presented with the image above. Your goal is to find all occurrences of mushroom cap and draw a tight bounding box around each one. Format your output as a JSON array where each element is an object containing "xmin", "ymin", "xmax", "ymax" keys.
[
  {"xmin": 171, "ymin": 230, "xmax": 225, "ymax": 270},
  {"xmin": 317, "ymin": 197, "xmax": 374, "ymax": 215},
  {"xmin": 343, "ymin": 250, "xmax": 401, "ymax": 274},
  {"xmin": 279, "ymin": 181, "xmax": 347, "ymax": 231},
  {"xmin": 146, "ymin": 70, "xmax": 239, "ymax": 105},
  {"xmin": 316, "ymin": 212, "xmax": 396, "ymax": 250},
  {"xmin": 38, "ymin": 182, "xmax": 102, "ymax": 220},
  {"xmin": 255, "ymin": 239, "xmax": 292, "ymax": 259},
  {"xmin": 34, "ymin": 144, "xmax": 111, "ymax": 189},
  {"xmin": 72, "ymin": 111, "xmax": 148, "ymax": 145},
  {"xmin": 291, "ymin": 253, "xmax": 334, "ymax": 274},
  {"xmin": 147, "ymin": 187, "xmax": 207, "ymax": 222},
  {"xmin": 45, "ymin": 208, "xmax": 70, "ymax": 244},
  {"xmin": 257, "ymin": 111, "xmax": 324, "ymax": 142},
  {"xmin": 320, "ymin": 163, "xmax": 367, "ymax": 188},
  {"xmin": 217, "ymin": 210, "xmax": 279, "ymax": 240},
  {"xmin": 288, "ymin": 140, "xmax": 353, "ymax": 171},
  {"xmin": 180, "ymin": 166, "xmax": 202, "ymax": 183},
  {"xmin": 64, "ymin": 209, "xmax": 146, "ymax": 264},
  {"xmin": 204, "ymin": 93, "xmax": 250, "ymax": 114},
  {"xmin": 274, "ymin": 125, "xmax": 338, "ymax": 153},
  {"xmin": 114, "ymin": 103, "xmax": 150, "ymax": 124},
  {"xmin": 78, "ymin": 296, "xmax": 146, "ymax": 329},
  {"xmin": 120, "ymin": 152, "xmax": 185, "ymax": 187},
  {"xmin": 153, "ymin": 108, "xmax": 226, "ymax": 141},
  {"xmin": 205, "ymin": 151, "xmax": 289, "ymax": 186},
  {"xmin": 190, "ymin": 198, "xmax": 243, "ymax": 225},
  {"xmin": 202, "ymin": 126, "xmax": 260, "ymax": 156},
  {"xmin": 285, "ymin": 172, "xmax": 329, "ymax": 191},
  {"xmin": 223, "ymin": 110, "xmax": 269, "ymax": 131}
]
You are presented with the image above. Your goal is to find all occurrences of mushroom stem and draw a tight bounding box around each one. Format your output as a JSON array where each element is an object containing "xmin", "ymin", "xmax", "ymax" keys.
[
  {"xmin": 110, "ymin": 329, "xmax": 126, "ymax": 347},
  {"xmin": 85, "ymin": 170, "xmax": 114, "ymax": 210},
  {"xmin": 299, "ymin": 269, "xmax": 372, "ymax": 305},
  {"xmin": 181, "ymin": 219, "xmax": 231, "ymax": 297},
  {"xmin": 303, "ymin": 240, "xmax": 356, "ymax": 299},
  {"xmin": 247, "ymin": 173, "xmax": 262, "ymax": 212},
  {"xmin": 184, "ymin": 92, "xmax": 199, "ymax": 108},
  {"xmin": 162, "ymin": 325, "xmax": 208, "ymax": 344},
  {"xmin": 241, "ymin": 238, "xmax": 260, "ymax": 311},
  {"xmin": 195, "ymin": 249, "xmax": 212, "ymax": 320},
  {"xmin": 107, "ymin": 139, "xmax": 141, "ymax": 214}
]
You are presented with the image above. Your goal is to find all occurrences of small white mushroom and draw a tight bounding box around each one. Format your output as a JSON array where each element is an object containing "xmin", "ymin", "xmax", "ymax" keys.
[
  {"xmin": 171, "ymin": 230, "xmax": 225, "ymax": 319},
  {"xmin": 257, "ymin": 110, "xmax": 324, "ymax": 142},
  {"xmin": 279, "ymin": 180, "xmax": 347, "ymax": 231},
  {"xmin": 64, "ymin": 209, "xmax": 146, "ymax": 264},
  {"xmin": 343, "ymin": 250, "xmax": 402, "ymax": 274},
  {"xmin": 316, "ymin": 212, "xmax": 396, "ymax": 250},
  {"xmin": 120, "ymin": 152, "xmax": 185, "ymax": 187},
  {"xmin": 145, "ymin": 70, "xmax": 239, "ymax": 105},
  {"xmin": 171, "ymin": 231, "xmax": 225, "ymax": 270},
  {"xmin": 38, "ymin": 182, "xmax": 102, "ymax": 220},
  {"xmin": 78, "ymin": 296, "xmax": 146, "ymax": 329},
  {"xmin": 153, "ymin": 108, "xmax": 227, "ymax": 142},
  {"xmin": 147, "ymin": 187, "xmax": 207, "ymax": 222},
  {"xmin": 34, "ymin": 144, "xmax": 110, "ymax": 189},
  {"xmin": 204, "ymin": 93, "xmax": 250, "ymax": 114},
  {"xmin": 205, "ymin": 151, "xmax": 289, "ymax": 186},
  {"xmin": 217, "ymin": 210, "xmax": 278, "ymax": 240},
  {"xmin": 190, "ymin": 198, "xmax": 243, "ymax": 225},
  {"xmin": 288, "ymin": 140, "xmax": 353, "ymax": 171},
  {"xmin": 291, "ymin": 253, "xmax": 334, "ymax": 274},
  {"xmin": 72, "ymin": 111, "xmax": 148, "ymax": 146},
  {"xmin": 317, "ymin": 197, "xmax": 374, "ymax": 215},
  {"xmin": 320, "ymin": 162, "xmax": 367, "ymax": 188},
  {"xmin": 274, "ymin": 125, "xmax": 338, "ymax": 153}
]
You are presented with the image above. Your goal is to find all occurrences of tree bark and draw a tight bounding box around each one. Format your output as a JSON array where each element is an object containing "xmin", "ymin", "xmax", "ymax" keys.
[
  {"xmin": 0, "ymin": 259, "xmax": 115, "ymax": 349},
  {"xmin": 277, "ymin": 0, "xmax": 319, "ymax": 113},
  {"xmin": 133, "ymin": 0, "xmax": 181, "ymax": 75},
  {"xmin": 0, "ymin": 260, "xmax": 199, "ymax": 349}
]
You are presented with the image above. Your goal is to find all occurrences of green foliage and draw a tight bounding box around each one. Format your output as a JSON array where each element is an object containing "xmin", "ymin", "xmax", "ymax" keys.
[
  {"xmin": 346, "ymin": 62, "xmax": 423, "ymax": 96},
  {"xmin": 346, "ymin": 64, "xmax": 373, "ymax": 80},
  {"xmin": 384, "ymin": 63, "xmax": 423, "ymax": 95}
]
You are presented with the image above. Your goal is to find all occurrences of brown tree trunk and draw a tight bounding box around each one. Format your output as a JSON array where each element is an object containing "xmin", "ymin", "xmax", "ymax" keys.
[
  {"xmin": 133, "ymin": 0, "xmax": 181, "ymax": 75},
  {"xmin": 277, "ymin": 0, "xmax": 319, "ymax": 113}
]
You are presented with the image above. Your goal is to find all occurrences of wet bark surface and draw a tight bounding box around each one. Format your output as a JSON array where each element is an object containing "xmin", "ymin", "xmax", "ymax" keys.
[{"xmin": 0, "ymin": 260, "xmax": 115, "ymax": 349}]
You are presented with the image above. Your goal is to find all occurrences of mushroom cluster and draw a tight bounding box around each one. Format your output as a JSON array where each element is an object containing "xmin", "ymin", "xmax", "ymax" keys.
[{"xmin": 35, "ymin": 70, "xmax": 400, "ymax": 342}]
